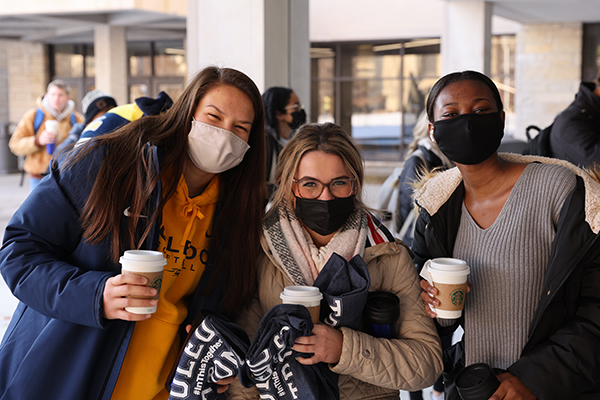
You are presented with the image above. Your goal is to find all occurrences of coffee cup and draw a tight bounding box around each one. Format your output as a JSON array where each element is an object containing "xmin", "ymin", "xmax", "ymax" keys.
[
  {"xmin": 120, "ymin": 250, "xmax": 166, "ymax": 314},
  {"xmin": 44, "ymin": 120, "xmax": 58, "ymax": 155},
  {"xmin": 280, "ymin": 286, "xmax": 323, "ymax": 324},
  {"xmin": 420, "ymin": 257, "xmax": 470, "ymax": 319},
  {"xmin": 455, "ymin": 363, "xmax": 500, "ymax": 400},
  {"xmin": 362, "ymin": 291, "xmax": 400, "ymax": 338}
]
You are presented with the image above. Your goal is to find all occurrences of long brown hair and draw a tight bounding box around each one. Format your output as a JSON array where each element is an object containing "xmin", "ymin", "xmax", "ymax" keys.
[{"xmin": 63, "ymin": 66, "xmax": 266, "ymax": 311}]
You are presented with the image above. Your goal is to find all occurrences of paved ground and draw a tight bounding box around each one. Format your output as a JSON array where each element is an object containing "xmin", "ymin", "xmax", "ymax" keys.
[{"xmin": 0, "ymin": 173, "xmax": 29, "ymax": 339}]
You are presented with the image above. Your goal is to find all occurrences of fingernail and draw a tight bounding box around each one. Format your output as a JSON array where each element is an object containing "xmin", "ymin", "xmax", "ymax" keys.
[{"xmin": 150, "ymin": 289, "xmax": 157, "ymax": 295}]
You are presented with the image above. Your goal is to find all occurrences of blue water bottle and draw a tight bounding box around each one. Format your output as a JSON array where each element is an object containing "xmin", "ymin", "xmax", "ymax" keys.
[{"xmin": 362, "ymin": 291, "xmax": 400, "ymax": 339}]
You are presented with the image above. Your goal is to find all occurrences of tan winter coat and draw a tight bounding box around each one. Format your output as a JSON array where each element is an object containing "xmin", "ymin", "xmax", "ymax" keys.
[
  {"xmin": 228, "ymin": 236, "xmax": 443, "ymax": 400},
  {"xmin": 9, "ymin": 97, "xmax": 83, "ymax": 177}
]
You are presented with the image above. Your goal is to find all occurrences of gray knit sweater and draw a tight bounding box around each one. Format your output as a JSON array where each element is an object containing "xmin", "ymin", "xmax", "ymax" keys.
[{"xmin": 453, "ymin": 162, "xmax": 576, "ymax": 369}]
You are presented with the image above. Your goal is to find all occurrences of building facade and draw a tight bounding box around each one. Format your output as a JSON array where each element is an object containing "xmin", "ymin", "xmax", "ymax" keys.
[{"xmin": 0, "ymin": 0, "xmax": 599, "ymax": 162}]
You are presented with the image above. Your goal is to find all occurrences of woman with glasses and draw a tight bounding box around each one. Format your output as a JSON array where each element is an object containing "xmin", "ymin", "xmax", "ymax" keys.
[
  {"xmin": 229, "ymin": 122, "xmax": 443, "ymax": 399},
  {"xmin": 262, "ymin": 86, "xmax": 306, "ymax": 195}
]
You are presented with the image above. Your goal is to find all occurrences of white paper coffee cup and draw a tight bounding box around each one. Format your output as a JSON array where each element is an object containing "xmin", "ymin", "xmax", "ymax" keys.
[
  {"xmin": 120, "ymin": 250, "xmax": 166, "ymax": 314},
  {"xmin": 280, "ymin": 286, "xmax": 323, "ymax": 323},
  {"xmin": 45, "ymin": 120, "xmax": 58, "ymax": 134},
  {"xmin": 420, "ymin": 258, "xmax": 470, "ymax": 319}
]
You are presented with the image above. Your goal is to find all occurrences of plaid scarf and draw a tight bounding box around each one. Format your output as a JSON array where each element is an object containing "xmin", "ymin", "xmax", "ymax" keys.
[{"xmin": 262, "ymin": 204, "xmax": 368, "ymax": 285}]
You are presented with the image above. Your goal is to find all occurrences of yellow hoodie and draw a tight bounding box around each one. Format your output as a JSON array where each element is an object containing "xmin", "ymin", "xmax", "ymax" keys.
[{"xmin": 112, "ymin": 175, "xmax": 220, "ymax": 400}]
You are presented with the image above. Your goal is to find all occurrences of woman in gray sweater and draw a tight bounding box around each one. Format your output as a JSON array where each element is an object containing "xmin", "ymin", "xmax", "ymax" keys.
[{"xmin": 413, "ymin": 70, "xmax": 600, "ymax": 400}]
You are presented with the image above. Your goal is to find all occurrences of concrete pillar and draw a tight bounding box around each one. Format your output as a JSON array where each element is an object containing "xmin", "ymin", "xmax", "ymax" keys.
[
  {"xmin": 514, "ymin": 22, "xmax": 582, "ymax": 140},
  {"xmin": 187, "ymin": 0, "xmax": 310, "ymax": 115},
  {"xmin": 442, "ymin": 1, "xmax": 492, "ymax": 75},
  {"xmin": 94, "ymin": 25, "xmax": 128, "ymax": 106}
]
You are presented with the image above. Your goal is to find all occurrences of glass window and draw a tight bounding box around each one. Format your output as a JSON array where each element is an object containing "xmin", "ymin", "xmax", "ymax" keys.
[
  {"xmin": 53, "ymin": 45, "xmax": 84, "ymax": 78},
  {"xmin": 154, "ymin": 41, "xmax": 187, "ymax": 77},
  {"xmin": 129, "ymin": 42, "xmax": 152, "ymax": 77},
  {"xmin": 491, "ymin": 35, "xmax": 516, "ymax": 113},
  {"xmin": 85, "ymin": 45, "xmax": 95, "ymax": 78},
  {"xmin": 157, "ymin": 82, "xmax": 184, "ymax": 102},
  {"xmin": 129, "ymin": 83, "xmax": 150, "ymax": 103},
  {"xmin": 311, "ymin": 48, "xmax": 335, "ymax": 123},
  {"xmin": 311, "ymin": 36, "xmax": 514, "ymax": 160},
  {"xmin": 311, "ymin": 40, "xmax": 441, "ymax": 160}
]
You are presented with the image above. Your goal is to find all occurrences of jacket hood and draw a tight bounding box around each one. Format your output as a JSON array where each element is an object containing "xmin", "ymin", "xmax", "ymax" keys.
[
  {"xmin": 414, "ymin": 153, "xmax": 600, "ymax": 234},
  {"xmin": 574, "ymin": 82, "xmax": 600, "ymax": 119}
]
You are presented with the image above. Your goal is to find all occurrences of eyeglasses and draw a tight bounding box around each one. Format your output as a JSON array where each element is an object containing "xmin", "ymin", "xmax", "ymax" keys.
[
  {"xmin": 293, "ymin": 177, "xmax": 355, "ymax": 199},
  {"xmin": 284, "ymin": 103, "xmax": 304, "ymax": 112}
]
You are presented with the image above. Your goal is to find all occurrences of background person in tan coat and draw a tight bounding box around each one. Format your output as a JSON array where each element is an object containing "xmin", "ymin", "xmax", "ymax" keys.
[
  {"xmin": 9, "ymin": 79, "xmax": 83, "ymax": 191},
  {"xmin": 229, "ymin": 123, "xmax": 442, "ymax": 400}
]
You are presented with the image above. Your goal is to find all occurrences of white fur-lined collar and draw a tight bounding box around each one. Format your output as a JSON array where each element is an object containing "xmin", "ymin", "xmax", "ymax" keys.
[{"xmin": 414, "ymin": 153, "xmax": 600, "ymax": 234}]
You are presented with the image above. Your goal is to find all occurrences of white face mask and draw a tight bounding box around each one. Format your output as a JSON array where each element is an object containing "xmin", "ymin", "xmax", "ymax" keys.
[{"xmin": 187, "ymin": 120, "xmax": 250, "ymax": 174}]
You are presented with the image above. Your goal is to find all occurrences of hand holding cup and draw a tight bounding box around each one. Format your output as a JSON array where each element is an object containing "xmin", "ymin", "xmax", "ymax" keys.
[
  {"xmin": 41, "ymin": 120, "xmax": 58, "ymax": 154},
  {"xmin": 420, "ymin": 280, "xmax": 472, "ymax": 318},
  {"xmin": 102, "ymin": 250, "xmax": 166, "ymax": 321},
  {"xmin": 420, "ymin": 258, "xmax": 470, "ymax": 319},
  {"xmin": 103, "ymin": 273, "xmax": 158, "ymax": 321}
]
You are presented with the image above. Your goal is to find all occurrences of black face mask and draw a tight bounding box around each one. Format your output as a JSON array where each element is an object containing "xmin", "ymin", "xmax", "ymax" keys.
[
  {"xmin": 294, "ymin": 195, "xmax": 355, "ymax": 236},
  {"xmin": 433, "ymin": 112, "xmax": 504, "ymax": 165},
  {"xmin": 288, "ymin": 109, "xmax": 306, "ymax": 130}
]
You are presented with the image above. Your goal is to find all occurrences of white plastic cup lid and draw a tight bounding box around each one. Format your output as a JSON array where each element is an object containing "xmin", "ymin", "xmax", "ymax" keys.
[
  {"xmin": 420, "ymin": 258, "xmax": 470, "ymax": 284},
  {"xmin": 280, "ymin": 286, "xmax": 323, "ymax": 306},
  {"xmin": 120, "ymin": 250, "xmax": 166, "ymax": 272},
  {"xmin": 428, "ymin": 258, "xmax": 469, "ymax": 276}
]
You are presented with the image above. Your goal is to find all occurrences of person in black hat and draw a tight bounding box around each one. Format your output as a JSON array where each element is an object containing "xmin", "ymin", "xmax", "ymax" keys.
[{"xmin": 53, "ymin": 89, "xmax": 117, "ymax": 155}]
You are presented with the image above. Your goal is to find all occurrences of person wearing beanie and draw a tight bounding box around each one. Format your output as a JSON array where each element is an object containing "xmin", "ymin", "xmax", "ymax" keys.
[
  {"xmin": 77, "ymin": 91, "xmax": 173, "ymax": 145},
  {"xmin": 52, "ymin": 89, "xmax": 117, "ymax": 160},
  {"xmin": 82, "ymin": 89, "xmax": 118, "ymax": 125}
]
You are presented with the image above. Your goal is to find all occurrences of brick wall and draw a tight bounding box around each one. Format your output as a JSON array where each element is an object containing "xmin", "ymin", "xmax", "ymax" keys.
[
  {"xmin": 514, "ymin": 23, "xmax": 582, "ymax": 140},
  {"xmin": 3, "ymin": 40, "xmax": 47, "ymax": 125}
]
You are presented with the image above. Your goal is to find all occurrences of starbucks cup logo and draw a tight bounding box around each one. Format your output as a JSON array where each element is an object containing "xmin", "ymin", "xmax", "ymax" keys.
[{"xmin": 419, "ymin": 257, "xmax": 470, "ymax": 319}]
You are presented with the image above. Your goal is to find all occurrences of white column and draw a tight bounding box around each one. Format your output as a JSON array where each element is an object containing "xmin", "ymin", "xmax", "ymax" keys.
[
  {"xmin": 442, "ymin": 0, "xmax": 492, "ymax": 75},
  {"xmin": 186, "ymin": 0, "xmax": 310, "ymax": 114},
  {"xmin": 94, "ymin": 25, "xmax": 128, "ymax": 106}
]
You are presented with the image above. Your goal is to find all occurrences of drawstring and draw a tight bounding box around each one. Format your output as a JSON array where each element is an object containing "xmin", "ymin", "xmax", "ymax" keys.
[{"xmin": 180, "ymin": 200, "xmax": 206, "ymax": 246}]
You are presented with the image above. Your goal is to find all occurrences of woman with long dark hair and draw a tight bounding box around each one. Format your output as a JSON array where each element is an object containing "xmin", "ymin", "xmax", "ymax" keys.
[
  {"xmin": 0, "ymin": 66, "xmax": 266, "ymax": 400},
  {"xmin": 262, "ymin": 86, "xmax": 306, "ymax": 194}
]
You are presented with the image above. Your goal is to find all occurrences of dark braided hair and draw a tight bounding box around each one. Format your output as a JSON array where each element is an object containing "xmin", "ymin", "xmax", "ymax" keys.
[{"xmin": 262, "ymin": 86, "xmax": 293, "ymax": 135}]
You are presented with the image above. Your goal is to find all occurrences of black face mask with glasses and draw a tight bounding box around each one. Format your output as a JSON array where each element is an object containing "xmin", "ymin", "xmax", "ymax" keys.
[{"xmin": 292, "ymin": 177, "xmax": 356, "ymax": 236}]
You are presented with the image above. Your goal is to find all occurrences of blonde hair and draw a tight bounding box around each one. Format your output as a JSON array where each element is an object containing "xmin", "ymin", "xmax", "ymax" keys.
[
  {"xmin": 269, "ymin": 122, "xmax": 366, "ymax": 215},
  {"xmin": 407, "ymin": 110, "xmax": 430, "ymax": 154},
  {"xmin": 47, "ymin": 79, "xmax": 71, "ymax": 94}
]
